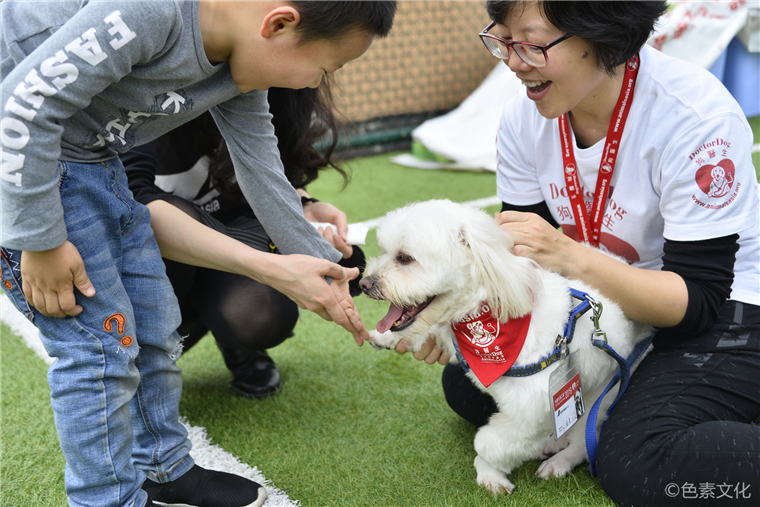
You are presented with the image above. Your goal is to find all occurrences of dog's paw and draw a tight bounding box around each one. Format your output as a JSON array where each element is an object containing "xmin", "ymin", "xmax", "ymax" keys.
[
  {"xmin": 474, "ymin": 456, "xmax": 515, "ymax": 494},
  {"xmin": 367, "ymin": 330, "xmax": 401, "ymax": 351},
  {"xmin": 539, "ymin": 433, "xmax": 569, "ymax": 459},
  {"xmin": 535, "ymin": 444, "xmax": 586, "ymax": 479}
]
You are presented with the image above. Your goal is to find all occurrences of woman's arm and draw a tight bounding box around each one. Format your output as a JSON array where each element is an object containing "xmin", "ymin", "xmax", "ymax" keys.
[
  {"xmin": 146, "ymin": 199, "xmax": 368, "ymax": 343},
  {"xmin": 497, "ymin": 201, "xmax": 690, "ymax": 327},
  {"xmin": 495, "ymin": 210, "xmax": 689, "ymax": 328}
]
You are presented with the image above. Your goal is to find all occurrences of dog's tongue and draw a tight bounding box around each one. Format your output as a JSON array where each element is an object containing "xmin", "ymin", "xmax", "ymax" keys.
[{"xmin": 377, "ymin": 304, "xmax": 404, "ymax": 333}]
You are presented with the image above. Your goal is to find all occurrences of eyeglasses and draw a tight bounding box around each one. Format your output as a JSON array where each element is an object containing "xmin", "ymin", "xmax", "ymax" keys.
[{"xmin": 479, "ymin": 21, "xmax": 571, "ymax": 67}]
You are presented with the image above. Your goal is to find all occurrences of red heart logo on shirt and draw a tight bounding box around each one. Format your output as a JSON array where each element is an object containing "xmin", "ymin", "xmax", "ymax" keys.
[{"xmin": 695, "ymin": 159, "xmax": 735, "ymax": 198}]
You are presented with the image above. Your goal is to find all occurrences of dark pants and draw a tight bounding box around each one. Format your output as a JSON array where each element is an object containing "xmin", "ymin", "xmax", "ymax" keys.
[{"xmin": 441, "ymin": 301, "xmax": 760, "ymax": 506}]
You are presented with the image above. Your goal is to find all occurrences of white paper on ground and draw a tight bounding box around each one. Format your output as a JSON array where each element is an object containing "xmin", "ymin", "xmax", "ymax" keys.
[
  {"xmin": 647, "ymin": 1, "xmax": 752, "ymax": 68},
  {"xmin": 310, "ymin": 222, "xmax": 369, "ymax": 245}
]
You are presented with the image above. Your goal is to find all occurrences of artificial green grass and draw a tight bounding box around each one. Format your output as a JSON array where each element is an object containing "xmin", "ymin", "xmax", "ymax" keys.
[
  {"xmin": 0, "ymin": 155, "xmax": 613, "ymax": 506},
  {"xmin": 2, "ymin": 132, "xmax": 758, "ymax": 506},
  {"xmin": 0, "ymin": 307, "xmax": 614, "ymax": 507},
  {"xmin": 0, "ymin": 322, "xmax": 68, "ymax": 506},
  {"xmin": 307, "ymin": 152, "xmax": 500, "ymax": 226},
  {"xmin": 176, "ymin": 303, "xmax": 616, "ymax": 507},
  {"xmin": 748, "ymin": 115, "xmax": 760, "ymax": 182}
]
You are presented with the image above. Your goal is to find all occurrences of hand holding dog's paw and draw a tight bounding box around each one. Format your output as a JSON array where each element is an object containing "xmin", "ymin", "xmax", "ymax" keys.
[
  {"xmin": 411, "ymin": 336, "xmax": 450, "ymax": 365},
  {"xmin": 474, "ymin": 456, "xmax": 515, "ymax": 494},
  {"xmin": 329, "ymin": 268, "xmax": 368, "ymax": 345}
]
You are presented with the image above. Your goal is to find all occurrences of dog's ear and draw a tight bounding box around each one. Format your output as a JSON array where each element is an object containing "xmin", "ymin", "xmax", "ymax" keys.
[{"xmin": 460, "ymin": 217, "xmax": 538, "ymax": 320}]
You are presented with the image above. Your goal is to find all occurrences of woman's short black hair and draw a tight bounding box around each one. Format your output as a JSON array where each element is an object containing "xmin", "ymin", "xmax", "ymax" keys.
[
  {"xmin": 290, "ymin": 1, "xmax": 398, "ymax": 45},
  {"xmin": 486, "ymin": 1, "xmax": 668, "ymax": 74}
]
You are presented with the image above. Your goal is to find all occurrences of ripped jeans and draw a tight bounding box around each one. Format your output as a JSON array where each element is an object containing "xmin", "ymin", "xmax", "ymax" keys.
[{"xmin": 1, "ymin": 158, "xmax": 193, "ymax": 507}]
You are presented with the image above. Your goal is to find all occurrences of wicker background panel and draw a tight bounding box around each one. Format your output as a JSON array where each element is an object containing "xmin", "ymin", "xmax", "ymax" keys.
[{"xmin": 332, "ymin": 1, "xmax": 498, "ymax": 122}]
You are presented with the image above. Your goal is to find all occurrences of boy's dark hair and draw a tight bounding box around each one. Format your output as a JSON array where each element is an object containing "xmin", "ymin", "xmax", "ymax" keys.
[
  {"xmin": 290, "ymin": 1, "xmax": 397, "ymax": 44},
  {"xmin": 486, "ymin": 1, "xmax": 668, "ymax": 74}
]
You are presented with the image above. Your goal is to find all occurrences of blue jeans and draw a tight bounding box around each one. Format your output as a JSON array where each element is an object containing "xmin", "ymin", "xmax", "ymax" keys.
[{"xmin": 1, "ymin": 158, "xmax": 194, "ymax": 507}]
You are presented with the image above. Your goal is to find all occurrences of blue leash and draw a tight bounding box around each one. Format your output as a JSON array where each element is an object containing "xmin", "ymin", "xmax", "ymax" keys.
[{"xmin": 585, "ymin": 330, "xmax": 655, "ymax": 476}]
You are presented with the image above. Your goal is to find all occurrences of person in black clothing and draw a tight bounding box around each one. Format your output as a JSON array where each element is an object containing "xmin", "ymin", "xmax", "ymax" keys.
[{"xmin": 123, "ymin": 82, "xmax": 364, "ymax": 399}]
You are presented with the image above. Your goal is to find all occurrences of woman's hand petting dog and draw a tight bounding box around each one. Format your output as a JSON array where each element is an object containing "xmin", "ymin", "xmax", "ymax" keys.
[{"xmin": 494, "ymin": 210, "xmax": 578, "ymax": 276}]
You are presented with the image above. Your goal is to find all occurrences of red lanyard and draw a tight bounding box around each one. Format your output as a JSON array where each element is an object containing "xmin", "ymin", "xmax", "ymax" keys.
[{"xmin": 559, "ymin": 55, "xmax": 639, "ymax": 247}]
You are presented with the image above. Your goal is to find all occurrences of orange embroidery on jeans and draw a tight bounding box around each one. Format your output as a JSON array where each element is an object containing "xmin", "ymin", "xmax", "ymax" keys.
[
  {"xmin": 104, "ymin": 313, "xmax": 134, "ymax": 348},
  {"xmin": 103, "ymin": 313, "xmax": 126, "ymax": 334},
  {"xmin": 3, "ymin": 281, "xmax": 12, "ymax": 290}
]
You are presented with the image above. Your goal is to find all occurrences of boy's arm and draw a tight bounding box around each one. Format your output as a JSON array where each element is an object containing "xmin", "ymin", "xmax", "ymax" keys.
[
  {"xmin": 1, "ymin": 1, "xmax": 178, "ymax": 252},
  {"xmin": 208, "ymin": 97, "xmax": 344, "ymax": 262},
  {"xmin": 1, "ymin": 2, "xmax": 178, "ymax": 316},
  {"xmin": 208, "ymin": 97, "xmax": 369, "ymax": 340}
]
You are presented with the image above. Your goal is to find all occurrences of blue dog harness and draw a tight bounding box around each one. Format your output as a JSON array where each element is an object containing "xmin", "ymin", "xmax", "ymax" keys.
[{"xmin": 452, "ymin": 288, "xmax": 595, "ymax": 378}]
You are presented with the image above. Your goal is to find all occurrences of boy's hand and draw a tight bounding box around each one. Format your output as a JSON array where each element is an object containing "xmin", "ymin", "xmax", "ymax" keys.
[
  {"xmin": 328, "ymin": 267, "xmax": 368, "ymax": 345},
  {"xmin": 21, "ymin": 241, "xmax": 96, "ymax": 318},
  {"xmin": 257, "ymin": 254, "xmax": 368, "ymax": 343}
]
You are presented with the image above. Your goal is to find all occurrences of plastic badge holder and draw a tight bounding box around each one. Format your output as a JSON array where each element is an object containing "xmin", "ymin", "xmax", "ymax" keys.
[{"xmin": 548, "ymin": 350, "xmax": 585, "ymax": 439}]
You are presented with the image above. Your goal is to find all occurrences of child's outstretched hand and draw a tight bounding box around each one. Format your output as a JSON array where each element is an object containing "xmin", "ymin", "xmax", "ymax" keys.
[{"xmin": 21, "ymin": 241, "xmax": 96, "ymax": 318}]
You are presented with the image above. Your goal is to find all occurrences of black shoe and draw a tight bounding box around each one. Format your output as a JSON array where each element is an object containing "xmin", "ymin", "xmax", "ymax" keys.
[
  {"xmin": 143, "ymin": 465, "xmax": 266, "ymax": 507},
  {"xmin": 220, "ymin": 347, "xmax": 283, "ymax": 399}
]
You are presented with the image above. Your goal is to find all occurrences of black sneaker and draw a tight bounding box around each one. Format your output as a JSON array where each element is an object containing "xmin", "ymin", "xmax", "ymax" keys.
[
  {"xmin": 220, "ymin": 348, "xmax": 283, "ymax": 400},
  {"xmin": 142, "ymin": 465, "xmax": 267, "ymax": 507}
]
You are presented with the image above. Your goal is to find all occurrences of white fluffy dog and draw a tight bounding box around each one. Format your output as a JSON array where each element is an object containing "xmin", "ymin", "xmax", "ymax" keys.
[{"xmin": 360, "ymin": 199, "xmax": 653, "ymax": 493}]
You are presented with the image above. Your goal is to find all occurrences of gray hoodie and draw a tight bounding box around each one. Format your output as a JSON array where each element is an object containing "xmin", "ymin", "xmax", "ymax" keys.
[{"xmin": 0, "ymin": 0, "xmax": 342, "ymax": 263}]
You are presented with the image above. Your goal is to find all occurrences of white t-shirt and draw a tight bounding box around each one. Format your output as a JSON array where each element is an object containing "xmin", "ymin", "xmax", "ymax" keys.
[{"xmin": 496, "ymin": 44, "xmax": 760, "ymax": 305}]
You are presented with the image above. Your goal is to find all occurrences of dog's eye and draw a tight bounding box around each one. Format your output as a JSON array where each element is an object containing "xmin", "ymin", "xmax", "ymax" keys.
[{"xmin": 397, "ymin": 253, "xmax": 414, "ymax": 265}]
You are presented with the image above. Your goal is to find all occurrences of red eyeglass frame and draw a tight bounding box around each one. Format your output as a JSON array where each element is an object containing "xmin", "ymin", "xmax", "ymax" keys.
[{"xmin": 479, "ymin": 21, "xmax": 571, "ymax": 67}]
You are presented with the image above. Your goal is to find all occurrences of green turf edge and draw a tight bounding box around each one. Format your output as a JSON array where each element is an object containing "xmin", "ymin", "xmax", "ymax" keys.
[
  {"xmin": 747, "ymin": 115, "xmax": 760, "ymax": 182},
  {"xmin": 1, "ymin": 322, "xmax": 68, "ymax": 506}
]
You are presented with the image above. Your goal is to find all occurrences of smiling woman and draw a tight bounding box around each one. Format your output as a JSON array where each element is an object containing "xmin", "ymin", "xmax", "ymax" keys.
[{"xmin": 434, "ymin": 2, "xmax": 760, "ymax": 507}]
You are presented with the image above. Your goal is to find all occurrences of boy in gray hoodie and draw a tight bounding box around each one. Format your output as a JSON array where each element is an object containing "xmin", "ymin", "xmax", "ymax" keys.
[{"xmin": 0, "ymin": 2, "xmax": 396, "ymax": 506}]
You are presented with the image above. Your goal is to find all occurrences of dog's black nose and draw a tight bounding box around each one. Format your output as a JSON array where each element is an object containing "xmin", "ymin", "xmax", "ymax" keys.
[{"xmin": 359, "ymin": 275, "xmax": 377, "ymax": 294}]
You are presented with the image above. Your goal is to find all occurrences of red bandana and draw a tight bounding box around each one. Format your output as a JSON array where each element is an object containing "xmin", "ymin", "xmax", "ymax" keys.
[{"xmin": 451, "ymin": 302, "xmax": 531, "ymax": 387}]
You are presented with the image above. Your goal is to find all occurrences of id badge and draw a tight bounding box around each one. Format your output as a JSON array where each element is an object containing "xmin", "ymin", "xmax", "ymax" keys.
[{"xmin": 548, "ymin": 351, "xmax": 584, "ymax": 439}]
